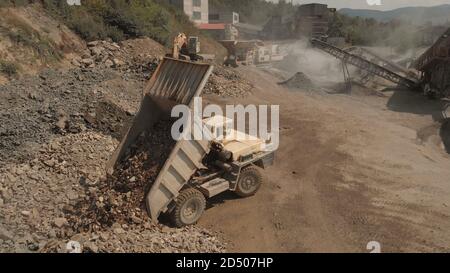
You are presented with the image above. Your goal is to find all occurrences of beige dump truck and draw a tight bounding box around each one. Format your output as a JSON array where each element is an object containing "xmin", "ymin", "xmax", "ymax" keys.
[{"xmin": 107, "ymin": 57, "xmax": 275, "ymax": 227}]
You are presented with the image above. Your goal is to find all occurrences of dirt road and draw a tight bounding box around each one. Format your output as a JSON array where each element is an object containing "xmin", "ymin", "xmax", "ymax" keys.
[{"xmin": 200, "ymin": 67, "xmax": 450, "ymax": 253}]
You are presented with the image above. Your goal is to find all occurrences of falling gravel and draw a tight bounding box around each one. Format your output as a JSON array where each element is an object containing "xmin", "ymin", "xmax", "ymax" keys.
[{"xmin": 67, "ymin": 120, "xmax": 177, "ymax": 233}]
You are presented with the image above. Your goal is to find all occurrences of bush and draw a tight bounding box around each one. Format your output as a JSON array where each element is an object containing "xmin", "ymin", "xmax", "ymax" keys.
[
  {"xmin": 101, "ymin": 0, "xmax": 171, "ymax": 44},
  {"xmin": 4, "ymin": 12, "xmax": 62, "ymax": 60},
  {"xmin": 0, "ymin": 61, "xmax": 19, "ymax": 76},
  {"xmin": 7, "ymin": 29, "xmax": 62, "ymax": 61},
  {"xmin": 106, "ymin": 26, "xmax": 125, "ymax": 42},
  {"xmin": 0, "ymin": 0, "xmax": 30, "ymax": 8},
  {"xmin": 65, "ymin": 10, "xmax": 110, "ymax": 41},
  {"xmin": 20, "ymin": 0, "xmax": 222, "ymax": 52},
  {"xmin": 42, "ymin": 0, "xmax": 172, "ymax": 44}
]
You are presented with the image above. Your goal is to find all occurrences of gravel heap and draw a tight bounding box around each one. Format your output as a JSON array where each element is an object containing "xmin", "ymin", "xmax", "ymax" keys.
[
  {"xmin": 278, "ymin": 72, "xmax": 316, "ymax": 91},
  {"xmin": 0, "ymin": 130, "xmax": 224, "ymax": 253},
  {"xmin": 0, "ymin": 43, "xmax": 226, "ymax": 253},
  {"xmin": 71, "ymin": 38, "xmax": 164, "ymax": 81},
  {"xmin": 204, "ymin": 65, "xmax": 254, "ymax": 98},
  {"xmin": 0, "ymin": 68, "xmax": 139, "ymax": 167},
  {"xmin": 66, "ymin": 120, "xmax": 176, "ymax": 233}
]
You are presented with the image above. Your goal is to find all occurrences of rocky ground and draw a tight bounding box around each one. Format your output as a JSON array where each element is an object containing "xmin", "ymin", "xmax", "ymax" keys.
[
  {"xmin": 0, "ymin": 38, "xmax": 236, "ymax": 253},
  {"xmin": 66, "ymin": 120, "xmax": 177, "ymax": 233},
  {"xmin": 204, "ymin": 65, "xmax": 254, "ymax": 98},
  {"xmin": 71, "ymin": 38, "xmax": 164, "ymax": 78},
  {"xmin": 201, "ymin": 66, "xmax": 450, "ymax": 253}
]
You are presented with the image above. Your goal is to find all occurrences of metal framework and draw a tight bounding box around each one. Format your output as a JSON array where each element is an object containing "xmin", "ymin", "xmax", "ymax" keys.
[
  {"xmin": 311, "ymin": 38, "xmax": 418, "ymax": 89},
  {"xmin": 415, "ymin": 28, "xmax": 450, "ymax": 71},
  {"xmin": 341, "ymin": 61, "xmax": 352, "ymax": 92}
]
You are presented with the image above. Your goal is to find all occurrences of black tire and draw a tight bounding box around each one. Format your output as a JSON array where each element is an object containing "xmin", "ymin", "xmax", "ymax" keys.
[
  {"xmin": 235, "ymin": 166, "xmax": 263, "ymax": 197},
  {"xmin": 171, "ymin": 188, "xmax": 206, "ymax": 228}
]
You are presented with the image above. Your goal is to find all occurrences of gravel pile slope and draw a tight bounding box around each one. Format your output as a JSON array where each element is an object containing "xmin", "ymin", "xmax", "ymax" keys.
[
  {"xmin": 0, "ymin": 68, "xmax": 137, "ymax": 167},
  {"xmin": 278, "ymin": 72, "xmax": 316, "ymax": 91},
  {"xmin": 0, "ymin": 42, "xmax": 226, "ymax": 253},
  {"xmin": 204, "ymin": 65, "xmax": 254, "ymax": 98},
  {"xmin": 67, "ymin": 120, "xmax": 176, "ymax": 233}
]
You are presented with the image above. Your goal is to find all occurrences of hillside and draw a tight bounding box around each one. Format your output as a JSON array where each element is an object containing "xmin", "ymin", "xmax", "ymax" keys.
[
  {"xmin": 0, "ymin": 1, "xmax": 226, "ymax": 81},
  {"xmin": 0, "ymin": 4, "xmax": 85, "ymax": 83},
  {"xmin": 340, "ymin": 4, "xmax": 450, "ymax": 25}
]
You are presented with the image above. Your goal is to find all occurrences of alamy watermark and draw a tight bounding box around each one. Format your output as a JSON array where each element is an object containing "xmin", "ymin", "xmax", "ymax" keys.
[
  {"xmin": 367, "ymin": 241, "xmax": 381, "ymax": 253},
  {"xmin": 68, "ymin": 0, "xmax": 381, "ymax": 7},
  {"xmin": 171, "ymin": 98, "xmax": 280, "ymax": 152},
  {"xmin": 366, "ymin": 0, "xmax": 382, "ymax": 6},
  {"xmin": 66, "ymin": 240, "xmax": 82, "ymax": 253},
  {"xmin": 67, "ymin": 0, "xmax": 81, "ymax": 6}
]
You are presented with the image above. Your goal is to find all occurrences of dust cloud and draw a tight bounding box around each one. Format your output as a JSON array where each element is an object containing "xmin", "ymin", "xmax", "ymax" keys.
[{"xmin": 275, "ymin": 40, "xmax": 352, "ymax": 87}]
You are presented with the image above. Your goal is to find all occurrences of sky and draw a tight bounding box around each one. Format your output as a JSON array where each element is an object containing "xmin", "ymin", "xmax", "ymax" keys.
[{"xmin": 268, "ymin": 0, "xmax": 450, "ymax": 11}]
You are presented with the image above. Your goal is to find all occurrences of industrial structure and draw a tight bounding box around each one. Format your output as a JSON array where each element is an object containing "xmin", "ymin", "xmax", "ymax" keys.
[
  {"xmin": 415, "ymin": 27, "xmax": 450, "ymax": 98},
  {"xmin": 418, "ymin": 24, "xmax": 449, "ymax": 46},
  {"xmin": 263, "ymin": 3, "xmax": 338, "ymax": 41},
  {"xmin": 197, "ymin": 23, "xmax": 238, "ymax": 40},
  {"xmin": 296, "ymin": 4, "xmax": 335, "ymax": 39},
  {"xmin": 199, "ymin": 8, "xmax": 262, "ymax": 40},
  {"xmin": 219, "ymin": 40, "xmax": 285, "ymax": 67},
  {"xmin": 311, "ymin": 38, "xmax": 418, "ymax": 90},
  {"xmin": 263, "ymin": 14, "xmax": 295, "ymax": 40},
  {"xmin": 168, "ymin": 0, "xmax": 262, "ymax": 40},
  {"xmin": 168, "ymin": 0, "xmax": 209, "ymax": 24},
  {"xmin": 208, "ymin": 6, "xmax": 240, "ymax": 25},
  {"xmin": 312, "ymin": 27, "xmax": 450, "ymax": 101}
]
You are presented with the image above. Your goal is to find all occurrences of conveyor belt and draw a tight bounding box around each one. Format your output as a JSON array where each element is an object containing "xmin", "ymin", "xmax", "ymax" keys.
[{"xmin": 311, "ymin": 38, "xmax": 418, "ymax": 89}]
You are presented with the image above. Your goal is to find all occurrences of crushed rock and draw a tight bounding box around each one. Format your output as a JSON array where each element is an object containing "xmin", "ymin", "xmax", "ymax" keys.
[
  {"xmin": 0, "ymin": 38, "xmax": 225, "ymax": 253},
  {"xmin": 71, "ymin": 38, "xmax": 163, "ymax": 81},
  {"xmin": 66, "ymin": 120, "xmax": 176, "ymax": 232},
  {"xmin": 204, "ymin": 65, "xmax": 254, "ymax": 98},
  {"xmin": 0, "ymin": 66, "xmax": 145, "ymax": 167}
]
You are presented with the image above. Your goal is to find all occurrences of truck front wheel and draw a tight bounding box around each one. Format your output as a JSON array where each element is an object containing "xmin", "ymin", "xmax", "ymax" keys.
[
  {"xmin": 171, "ymin": 188, "xmax": 206, "ymax": 227},
  {"xmin": 235, "ymin": 166, "xmax": 263, "ymax": 197}
]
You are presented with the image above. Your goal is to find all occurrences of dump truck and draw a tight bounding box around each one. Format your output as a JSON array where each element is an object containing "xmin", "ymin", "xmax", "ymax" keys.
[{"xmin": 107, "ymin": 57, "xmax": 275, "ymax": 227}]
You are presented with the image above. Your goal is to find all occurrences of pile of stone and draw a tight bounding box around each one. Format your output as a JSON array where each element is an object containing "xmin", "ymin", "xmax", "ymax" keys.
[
  {"xmin": 39, "ymin": 225, "xmax": 224, "ymax": 253},
  {"xmin": 204, "ymin": 65, "xmax": 254, "ymax": 98},
  {"xmin": 66, "ymin": 120, "xmax": 176, "ymax": 233},
  {"xmin": 0, "ymin": 130, "xmax": 224, "ymax": 253},
  {"xmin": 71, "ymin": 38, "xmax": 163, "ymax": 80},
  {"xmin": 0, "ymin": 132, "xmax": 118, "ymax": 253},
  {"xmin": 0, "ymin": 49, "xmax": 226, "ymax": 253},
  {"xmin": 0, "ymin": 67, "xmax": 144, "ymax": 167},
  {"xmin": 278, "ymin": 72, "xmax": 316, "ymax": 91},
  {"xmin": 71, "ymin": 40, "xmax": 124, "ymax": 69}
]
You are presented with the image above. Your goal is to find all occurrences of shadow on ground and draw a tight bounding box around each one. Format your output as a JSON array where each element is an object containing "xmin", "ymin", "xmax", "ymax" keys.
[
  {"xmin": 387, "ymin": 89, "xmax": 444, "ymax": 119},
  {"xmin": 387, "ymin": 89, "xmax": 450, "ymax": 154},
  {"xmin": 206, "ymin": 191, "xmax": 241, "ymax": 209},
  {"xmin": 440, "ymin": 120, "xmax": 450, "ymax": 153},
  {"xmin": 158, "ymin": 191, "xmax": 241, "ymax": 227}
]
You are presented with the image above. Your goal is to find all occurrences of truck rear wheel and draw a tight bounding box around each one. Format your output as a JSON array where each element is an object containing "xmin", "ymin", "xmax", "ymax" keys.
[
  {"xmin": 171, "ymin": 188, "xmax": 206, "ymax": 227},
  {"xmin": 235, "ymin": 166, "xmax": 263, "ymax": 197}
]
